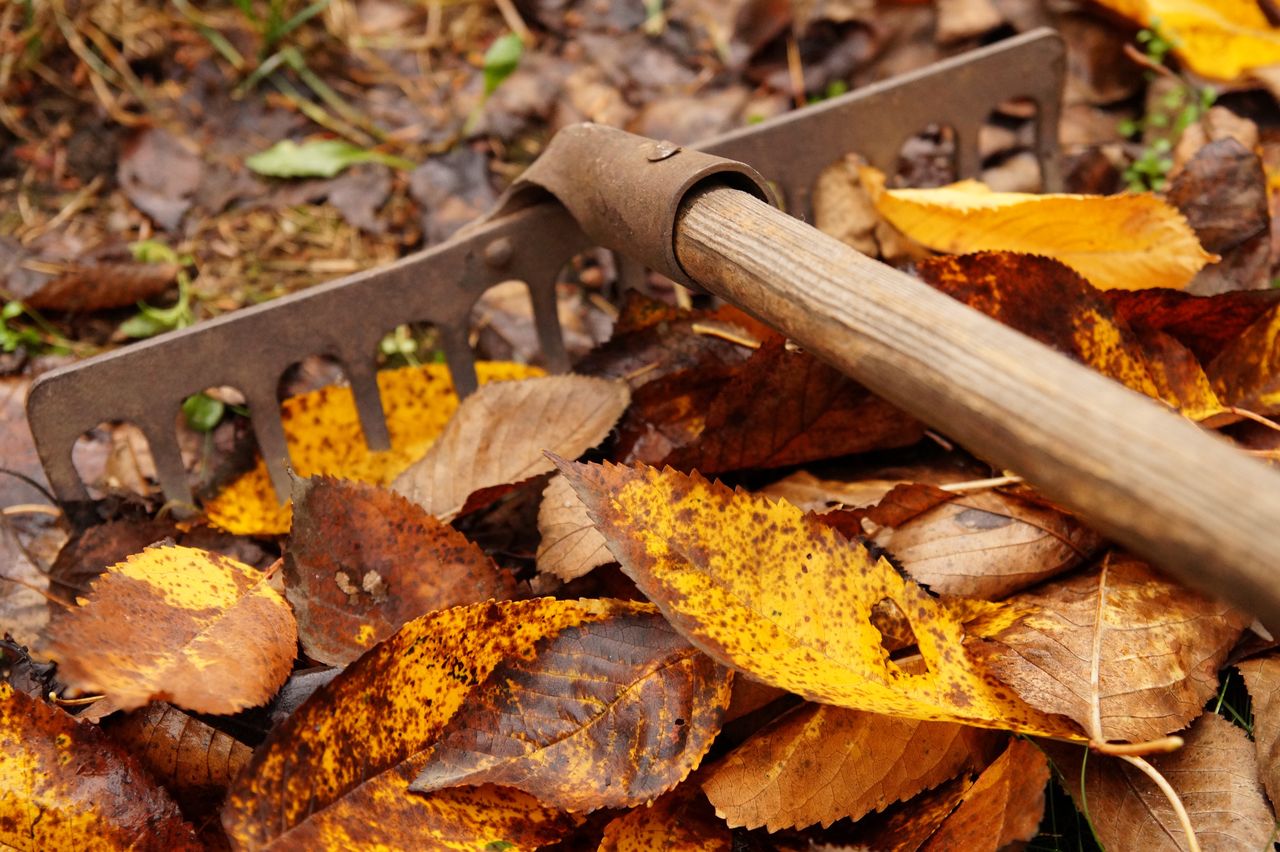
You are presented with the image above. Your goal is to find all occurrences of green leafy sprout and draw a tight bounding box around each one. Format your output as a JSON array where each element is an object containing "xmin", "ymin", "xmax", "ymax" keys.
[{"xmin": 1119, "ymin": 23, "xmax": 1216, "ymax": 192}]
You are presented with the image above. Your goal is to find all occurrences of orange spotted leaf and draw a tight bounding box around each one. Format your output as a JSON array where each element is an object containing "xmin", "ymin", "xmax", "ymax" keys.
[
  {"xmin": 285, "ymin": 476, "xmax": 516, "ymax": 665},
  {"xmin": 43, "ymin": 545, "xmax": 296, "ymax": 714},
  {"xmin": 411, "ymin": 605, "xmax": 733, "ymax": 811},
  {"xmin": 1207, "ymin": 302, "xmax": 1280, "ymax": 416},
  {"xmin": 205, "ymin": 362, "xmax": 544, "ymax": 535},
  {"xmin": 556, "ymin": 460, "xmax": 1084, "ymax": 739},
  {"xmin": 917, "ymin": 252, "xmax": 1226, "ymax": 421},
  {"xmin": 223, "ymin": 598, "xmax": 641, "ymax": 848},
  {"xmin": 598, "ymin": 783, "xmax": 731, "ymax": 851},
  {"xmin": 0, "ymin": 682, "xmax": 199, "ymax": 851}
]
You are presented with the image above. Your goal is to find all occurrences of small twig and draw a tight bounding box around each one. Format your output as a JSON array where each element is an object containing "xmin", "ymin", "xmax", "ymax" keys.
[
  {"xmin": 690, "ymin": 321, "xmax": 761, "ymax": 350},
  {"xmin": 786, "ymin": 36, "xmax": 806, "ymax": 108},
  {"xmin": 493, "ymin": 0, "xmax": 530, "ymax": 42},
  {"xmin": 25, "ymin": 175, "xmax": 103, "ymax": 242},
  {"xmin": 1227, "ymin": 406, "xmax": 1280, "ymax": 434},
  {"xmin": 1123, "ymin": 42, "xmax": 1178, "ymax": 80},
  {"xmin": 1090, "ymin": 736, "xmax": 1184, "ymax": 757},
  {"xmin": 1, "ymin": 504, "xmax": 62, "ymax": 519},
  {"xmin": 1119, "ymin": 754, "xmax": 1201, "ymax": 852},
  {"xmin": 51, "ymin": 693, "xmax": 105, "ymax": 707},
  {"xmin": 939, "ymin": 474, "xmax": 1024, "ymax": 493},
  {"xmin": 0, "ymin": 573, "xmax": 73, "ymax": 610}
]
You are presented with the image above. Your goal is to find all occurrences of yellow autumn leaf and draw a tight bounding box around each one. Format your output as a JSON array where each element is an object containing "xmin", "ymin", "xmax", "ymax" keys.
[
  {"xmin": 204, "ymin": 361, "xmax": 542, "ymax": 535},
  {"xmin": 42, "ymin": 545, "xmax": 297, "ymax": 714},
  {"xmin": 557, "ymin": 460, "xmax": 1085, "ymax": 740},
  {"xmin": 859, "ymin": 166, "xmax": 1215, "ymax": 291},
  {"xmin": 1093, "ymin": 0, "xmax": 1280, "ymax": 81}
]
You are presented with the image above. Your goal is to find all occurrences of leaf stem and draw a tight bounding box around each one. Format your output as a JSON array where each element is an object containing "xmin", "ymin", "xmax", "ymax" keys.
[{"xmin": 1119, "ymin": 754, "xmax": 1201, "ymax": 852}]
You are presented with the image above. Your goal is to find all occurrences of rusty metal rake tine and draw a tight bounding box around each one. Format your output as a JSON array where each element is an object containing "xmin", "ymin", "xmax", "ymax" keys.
[
  {"xmin": 343, "ymin": 352, "xmax": 392, "ymax": 452},
  {"xmin": 243, "ymin": 386, "xmax": 293, "ymax": 499},
  {"xmin": 140, "ymin": 411, "xmax": 193, "ymax": 510},
  {"xmin": 439, "ymin": 325, "xmax": 479, "ymax": 398},
  {"xmin": 529, "ymin": 277, "xmax": 571, "ymax": 374}
]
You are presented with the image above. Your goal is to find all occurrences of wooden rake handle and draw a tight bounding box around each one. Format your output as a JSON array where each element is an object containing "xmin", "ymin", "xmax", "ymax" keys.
[{"xmin": 675, "ymin": 186, "xmax": 1280, "ymax": 627}]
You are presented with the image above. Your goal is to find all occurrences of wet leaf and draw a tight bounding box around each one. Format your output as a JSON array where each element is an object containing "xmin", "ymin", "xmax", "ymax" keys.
[
  {"xmin": 917, "ymin": 252, "xmax": 1227, "ymax": 421},
  {"xmin": 103, "ymin": 702, "xmax": 253, "ymax": 815},
  {"xmin": 392, "ymin": 375, "xmax": 630, "ymax": 522},
  {"xmin": 536, "ymin": 473, "xmax": 614, "ymax": 582},
  {"xmin": 411, "ymin": 604, "xmax": 733, "ymax": 811},
  {"xmin": 118, "ymin": 128, "xmax": 203, "ymax": 231},
  {"xmin": 1237, "ymin": 654, "xmax": 1280, "ymax": 809},
  {"xmin": 223, "ymin": 598, "xmax": 642, "ymax": 847},
  {"xmin": 0, "ymin": 682, "xmax": 199, "ymax": 850},
  {"xmin": 702, "ymin": 702, "xmax": 999, "ymax": 830},
  {"xmin": 973, "ymin": 554, "xmax": 1250, "ymax": 743},
  {"xmin": 1046, "ymin": 713, "xmax": 1276, "ymax": 850},
  {"xmin": 286, "ymin": 476, "xmax": 516, "ymax": 665},
  {"xmin": 620, "ymin": 339, "xmax": 923, "ymax": 473},
  {"xmin": 1206, "ymin": 302, "xmax": 1280, "ymax": 415},
  {"xmin": 860, "ymin": 484, "xmax": 1102, "ymax": 599},
  {"xmin": 205, "ymin": 361, "xmax": 543, "ymax": 535},
  {"xmin": 861, "ymin": 167, "xmax": 1215, "ymax": 290},
  {"xmin": 43, "ymin": 544, "xmax": 296, "ymax": 713},
  {"xmin": 1091, "ymin": 0, "xmax": 1280, "ymax": 81},
  {"xmin": 598, "ymin": 782, "xmax": 731, "ymax": 851},
  {"xmin": 556, "ymin": 460, "xmax": 1084, "ymax": 738}
]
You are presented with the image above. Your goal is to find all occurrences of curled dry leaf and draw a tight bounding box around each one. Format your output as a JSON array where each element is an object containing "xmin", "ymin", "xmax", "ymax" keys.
[
  {"xmin": 1046, "ymin": 713, "xmax": 1277, "ymax": 851},
  {"xmin": 0, "ymin": 683, "xmax": 199, "ymax": 851},
  {"xmin": 974, "ymin": 554, "xmax": 1250, "ymax": 744},
  {"xmin": 857, "ymin": 483, "xmax": 1101, "ymax": 599},
  {"xmin": 286, "ymin": 476, "xmax": 516, "ymax": 665},
  {"xmin": 556, "ymin": 460, "xmax": 1084, "ymax": 739},
  {"xmin": 43, "ymin": 545, "xmax": 296, "ymax": 714},
  {"xmin": 206, "ymin": 362, "xmax": 544, "ymax": 535},
  {"xmin": 917, "ymin": 252, "xmax": 1226, "ymax": 421},
  {"xmin": 536, "ymin": 473, "xmax": 614, "ymax": 582},
  {"xmin": 702, "ymin": 701, "xmax": 1000, "ymax": 830},
  {"xmin": 598, "ymin": 782, "xmax": 731, "ymax": 852},
  {"xmin": 392, "ymin": 375, "xmax": 630, "ymax": 522},
  {"xmin": 861, "ymin": 167, "xmax": 1216, "ymax": 291},
  {"xmin": 411, "ymin": 605, "xmax": 733, "ymax": 811},
  {"xmin": 223, "ymin": 598, "xmax": 679, "ymax": 848},
  {"xmin": 1237, "ymin": 654, "xmax": 1280, "ymax": 809},
  {"xmin": 103, "ymin": 702, "xmax": 253, "ymax": 815}
]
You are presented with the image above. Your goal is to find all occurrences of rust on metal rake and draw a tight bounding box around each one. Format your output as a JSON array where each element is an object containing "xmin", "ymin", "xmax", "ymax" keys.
[{"xmin": 25, "ymin": 28, "xmax": 1064, "ymax": 512}]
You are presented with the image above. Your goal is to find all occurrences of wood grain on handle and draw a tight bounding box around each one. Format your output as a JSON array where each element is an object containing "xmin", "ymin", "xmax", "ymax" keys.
[{"xmin": 675, "ymin": 186, "xmax": 1280, "ymax": 626}]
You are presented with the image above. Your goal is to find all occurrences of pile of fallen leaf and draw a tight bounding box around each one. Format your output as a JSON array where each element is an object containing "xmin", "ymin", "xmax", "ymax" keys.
[{"xmin": 10, "ymin": 1, "xmax": 1280, "ymax": 851}]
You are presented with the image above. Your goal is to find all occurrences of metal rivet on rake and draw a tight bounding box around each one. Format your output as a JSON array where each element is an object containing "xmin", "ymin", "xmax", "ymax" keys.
[{"xmin": 483, "ymin": 237, "xmax": 514, "ymax": 269}]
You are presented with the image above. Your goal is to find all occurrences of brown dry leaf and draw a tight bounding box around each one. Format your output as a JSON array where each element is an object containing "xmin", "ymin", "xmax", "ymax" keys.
[
  {"xmin": 43, "ymin": 544, "xmax": 296, "ymax": 713},
  {"xmin": 392, "ymin": 375, "xmax": 630, "ymax": 522},
  {"xmin": 223, "ymin": 598, "xmax": 682, "ymax": 847},
  {"xmin": 758, "ymin": 470, "xmax": 905, "ymax": 514},
  {"xmin": 1207, "ymin": 302, "xmax": 1280, "ymax": 416},
  {"xmin": 206, "ymin": 362, "xmax": 544, "ymax": 535},
  {"xmin": 285, "ymin": 476, "xmax": 516, "ymax": 665},
  {"xmin": 0, "ymin": 682, "xmax": 199, "ymax": 851},
  {"xmin": 1047, "ymin": 713, "xmax": 1277, "ymax": 850},
  {"xmin": 103, "ymin": 702, "xmax": 252, "ymax": 815},
  {"xmin": 557, "ymin": 460, "xmax": 1084, "ymax": 739},
  {"xmin": 863, "ymin": 485, "xmax": 1102, "ymax": 599},
  {"xmin": 861, "ymin": 166, "xmax": 1215, "ymax": 290},
  {"xmin": 536, "ymin": 472, "xmax": 614, "ymax": 582},
  {"xmin": 702, "ymin": 701, "xmax": 999, "ymax": 830},
  {"xmin": 623, "ymin": 339, "xmax": 923, "ymax": 474},
  {"xmin": 1237, "ymin": 654, "xmax": 1280, "ymax": 808},
  {"xmin": 916, "ymin": 738, "xmax": 1049, "ymax": 851},
  {"xmin": 0, "ymin": 236, "xmax": 178, "ymax": 312},
  {"xmin": 848, "ymin": 772, "xmax": 972, "ymax": 852},
  {"xmin": 918, "ymin": 252, "xmax": 1227, "ymax": 421},
  {"xmin": 411, "ymin": 605, "xmax": 733, "ymax": 811},
  {"xmin": 598, "ymin": 782, "xmax": 731, "ymax": 851},
  {"xmin": 974, "ymin": 554, "xmax": 1250, "ymax": 744}
]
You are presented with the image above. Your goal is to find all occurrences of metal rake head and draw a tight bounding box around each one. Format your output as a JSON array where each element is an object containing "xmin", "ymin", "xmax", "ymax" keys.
[{"xmin": 26, "ymin": 28, "xmax": 1065, "ymax": 512}]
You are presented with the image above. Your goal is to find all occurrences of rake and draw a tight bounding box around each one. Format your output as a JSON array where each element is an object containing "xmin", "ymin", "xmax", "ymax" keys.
[{"xmin": 26, "ymin": 29, "xmax": 1280, "ymax": 625}]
